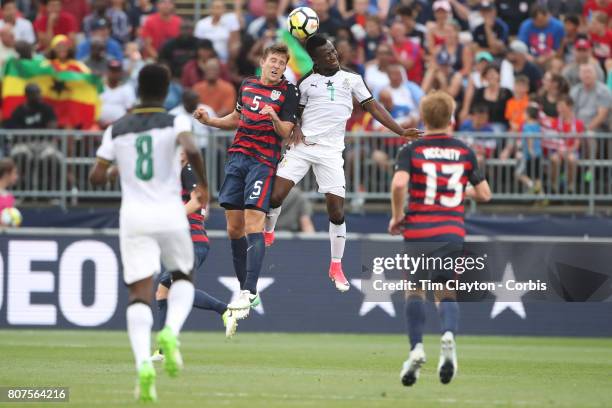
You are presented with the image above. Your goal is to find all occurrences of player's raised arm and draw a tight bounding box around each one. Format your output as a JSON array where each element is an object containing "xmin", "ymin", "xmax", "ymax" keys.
[
  {"xmin": 363, "ymin": 98, "xmax": 423, "ymax": 140},
  {"xmin": 177, "ymin": 132, "xmax": 208, "ymax": 207},
  {"xmin": 194, "ymin": 108, "xmax": 240, "ymax": 130}
]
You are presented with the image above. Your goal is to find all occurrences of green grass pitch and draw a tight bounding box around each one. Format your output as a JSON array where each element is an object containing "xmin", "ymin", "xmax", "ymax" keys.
[{"xmin": 1, "ymin": 330, "xmax": 611, "ymax": 407}]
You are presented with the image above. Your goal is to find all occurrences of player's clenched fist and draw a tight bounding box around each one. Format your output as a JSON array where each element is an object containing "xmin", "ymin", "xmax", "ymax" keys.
[
  {"xmin": 260, "ymin": 105, "xmax": 279, "ymax": 121},
  {"xmin": 193, "ymin": 107, "xmax": 210, "ymax": 125}
]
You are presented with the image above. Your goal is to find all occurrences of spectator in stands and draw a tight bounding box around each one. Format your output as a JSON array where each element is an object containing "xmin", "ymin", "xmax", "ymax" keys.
[
  {"xmin": 343, "ymin": 0, "xmax": 369, "ymax": 31},
  {"xmin": 140, "ymin": 0, "xmax": 181, "ymax": 59},
  {"xmin": 4, "ymin": 83, "xmax": 57, "ymax": 129},
  {"xmin": 389, "ymin": 19, "xmax": 423, "ymax": 83},
  {"xmin": 0, "ymin": 25, "xmax": 17, "ymax": 68},
  {"xmin": 99, "ymin": 59, "xmax": 136, "ymax": 127},
  {"xmin": 537, "ymin": 72, "xmax": 570, "ymax": 119},
  {"xmin": 194, "ymin": 0, "xmax": 240, "ymax": 64},
  {"xmin": 518, "ymin": 104, "xmax": 543, "ymax": 195},
  {"xmin": 359, "ymin": 15, "xmax": 384, "ymax": 63},
  {"xmin": 247, "ymin": 0, "xmax": 284, "ymax": 39},
  {"xmin": 169, "ymin": 90, "xmax": 216, "ymax": 156},
  {"xmin": 570, "ymin": 63, "xmax": 612, "ymax": 132},
  {"xmin": 472, "ymin": 0, "xmax": 509, "ymax": 57},
  {"xmin": 76, "ymin": 17, "xmax": 124, "ymax": 62},
  {"xmin": 123, "ymin": 41, "xmax": 147, "ymax": 89},
  {"xmin": 364, "ymin": 42, "xmax": 394, "ymax": 97},
  {"xmin": 421, "ymin": 49, "xmax": 463, "ymax": 99},
  {"xmin": 542, "ymin": 0, "xmax": 583, "ymax": 18},
  {"xmin": 163, "ymin": 67, "xmax": 183, "ymax": 111},
  {"xmin": 0, "ymin": 0, "xmax": 35, "ymax": 45},
  {"xmin": 495, "ymin": 0, "xmax": 530, "ymax": 36},
  {"xmin": 61, "ymin": 0, "xmax": 89, "ymax": 25},
  {"xmin": 107, "ymin": 0, "xmax": 130, "ymax": 44},
  {"xmin": 180, "ymin": 39, "xmax": 225, "ymax": 88},
  {"xmin": 518, "ymin": 5, "xmax": 564, "ymax": 67},
  {"xmin": 557, "ymin": 14, "xmax": 581, "ymax": 64},
  {"xmin": 562, "ymin": 38, "xmax": 606, "ymax": 87},
  {"xmin": 83, "ymin": 37, "xmax": 110, "ymax": 76},
  {"xmin": 336, "ymin": 38, "xmax": 363, "ymax": 76},
  {"xmin": 128, "ymin": 0, "xmax": 155, "ymax": 39},
  {"xmin": 500, "ymin": 40, "xmax": 543, "ymax": 94},
  {"xmin": 34, "ymin": 0, "xmax": 77, "ymax": 50},
  {"xmin": 505, "ymin": 75, "xmax": 530, "ymax": 133},
  {"xmin": 193, "ymin": 58, "xmax": 235, "ymax": 117},
  {"xmin": 459, "ymin": 51, "xmax": 493, "ymax": 122},
  {"xmin": 275, "ymin": 187, "xmax": 316, "ymax": 233},
  {"xmin": 426, "ymin": 0, "xmax": 453, "ymax": 51},
  {"xmin": 459, "ymin": 103, "xmax": 495, "ymax": 170},
  {"xmin": 588, "ymin": 12, "xmax": 612, "ymax": 66},
  {"xmin": 547, "ymin": 95, "xmax": 583, "ymax": 193},
  {"xmin": 311, "ymin": 0, "xmax": 344, "ymax": 39},
  {"xmin": 583, "ymin": 0, "xmax": 612, "ymax": 22},
  {"xmin": 471, "ymin": 64, "xmax": 513, "ymax": 131},
  {"xmin": 444, "ymin": 21, "xmax": 470, "ymax": 75},
  {"xmin": 397, "ymin": 5, "xmax": 426, "ymax": 49},
  {"xmin": 0, "ymin": 158, "xmax": 18, "ymax": 215},
  {"xmin": 159, "ymin": 19, "xmax": 198, "ymax": 79}
]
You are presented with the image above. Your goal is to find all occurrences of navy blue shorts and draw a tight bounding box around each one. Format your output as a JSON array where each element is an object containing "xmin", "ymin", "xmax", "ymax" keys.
[
  {"xmin": 403, "ymin": 241, "xmax": 464, "ymax": 284},
  {"xmin": 159, "ymin": 242, "xmax": 209, "ymax": 288},
  {"xmin": 218, "ymin": 153, "xmax": 275, "ymax": 213}
]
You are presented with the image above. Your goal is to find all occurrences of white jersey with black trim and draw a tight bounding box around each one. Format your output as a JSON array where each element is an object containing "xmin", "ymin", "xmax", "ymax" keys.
[
  {"xmin": 298, "ymin": 68, "xmax": 373, "ymax": 151},
  {"xmin": 96, "ymin": 108, "xmax": 191, "ymax": 233}
]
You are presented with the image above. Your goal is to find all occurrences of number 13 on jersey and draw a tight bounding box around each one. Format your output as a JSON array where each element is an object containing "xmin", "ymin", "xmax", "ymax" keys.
[{"xmin": 421, "ymin": 163, "xmax": 464, "ymax": 207}]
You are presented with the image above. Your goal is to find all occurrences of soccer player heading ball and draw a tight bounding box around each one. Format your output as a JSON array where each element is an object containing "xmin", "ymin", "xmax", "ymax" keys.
[
  {"xmin": 389, "ymin": 91, "xmax": 491, "ymax": 387},
  {"xmin": 264, "ymin": 34, "xmax": 422, "ymax": 292}
]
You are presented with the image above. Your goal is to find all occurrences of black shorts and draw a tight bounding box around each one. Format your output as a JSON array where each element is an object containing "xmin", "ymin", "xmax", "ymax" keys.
[{"xmin": 403, "ymin": 241, "xmax": 465, "ymax": 284}]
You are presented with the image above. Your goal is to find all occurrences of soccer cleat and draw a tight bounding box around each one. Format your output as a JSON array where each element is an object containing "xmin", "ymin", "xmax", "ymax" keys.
[
  {"xmin": 135, "ymin": 361, "xmax": 157, "ymax": 402},
  {"xmin": 400, "ymin": 343, "xmax": 426, "ymax": 387},
  {"xmin": 222, "ymin": 309, "xmax": 238, "ymax": 338},
  {"xmin": 263, "ymin": 230, "xmax": 275, "ymax": 247},
  {"xmin": 150, "ymin": 349, "xmax": 164, "ymax": 362},
  {"xmin": 329, "ymin": 261, "xmax": 350, "ymax": 292},
  {"xmin": 156, "ymin": 327, "xmax": 183, "ymax": 378},
  {"xmin": 249, "ymin": 292, "xmax": 261, "ymax": 308},
  {"xmin": 438, "ymin": 331, "xmax": 458, "ymax": 385},
  {"xmin": 228, "ymin": 290, "xmax": 251, "ymax": 319}
]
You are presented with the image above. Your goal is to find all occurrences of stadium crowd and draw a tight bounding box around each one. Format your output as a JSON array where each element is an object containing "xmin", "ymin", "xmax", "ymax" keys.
[{"xmin": 0, "ymin": 0, "xmax": 612, "ymax": 197}]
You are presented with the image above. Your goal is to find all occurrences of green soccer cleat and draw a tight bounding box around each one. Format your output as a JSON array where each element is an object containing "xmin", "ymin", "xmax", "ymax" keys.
[
  {"xmin": 156, "ymin": 327, "xmax": 183, "ymax": 378},
  {"xmin": 222, "ymin": 309, "xmax": 238, "ymax": 338},
  {"xmin": 249, "ymin": 292, "xmax": 261, "ymax": 308},
  {"xmin": 135, "ymin": 361, "xmax": 157, "ymax": 402}
]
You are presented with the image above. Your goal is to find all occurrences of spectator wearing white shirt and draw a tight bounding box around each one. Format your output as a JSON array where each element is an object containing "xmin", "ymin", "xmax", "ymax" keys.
[
  {"xmin": 169, "ymin": 90, "xmax": 216, "ymax": 152},
  {"xmin": 0, "ymin": 0, "xmax": 35, "ymax": 45},
  {"xmin": 99, "ymin": 60, "xmax": 136, "ymax": 127},
  {"xmin": 247, "ymin": 0, "xmax": 284, "ymax": 40},
  {"xmin": 194, "ymin": 0, "xmax": 240, "ymax": 63}
]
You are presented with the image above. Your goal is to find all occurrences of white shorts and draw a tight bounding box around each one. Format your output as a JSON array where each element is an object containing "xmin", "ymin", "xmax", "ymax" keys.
[
  {"xmin": 120, "ymin": 228, "xmax": 194, "ymax": 285},
  {"xmin": 276, "ymin": 143, "xmax": 346, "ymax": 198}
]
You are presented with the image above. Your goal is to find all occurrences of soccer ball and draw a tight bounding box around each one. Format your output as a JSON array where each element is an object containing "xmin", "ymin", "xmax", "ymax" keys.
[
  {"xmin": 287, "ymin": 7, "xmax": 319, "ymax": 40},
  {"xmin": 1, "ymin": 207, "xmax": 22, "ymax": 227}
]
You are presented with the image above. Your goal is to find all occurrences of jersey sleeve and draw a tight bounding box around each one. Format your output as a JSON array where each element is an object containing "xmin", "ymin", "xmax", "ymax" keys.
[
  {"xmin": 96, "ymin": 126, "xmax": 115, "ymax": 162},
  {"xmin": 394, "ymin": 143, "xmax": 412, "ymax": 174},
  {"xmin": 174, "ymin": 114, "xmax": 192, "ymax": 135},
  {"xmin": 352, "ymin": 75, "xmax": 374, "ymax": 107},
  {"xmin": 466, "ymin": 148, "xmax": 486, "ymax": 186},
  {"xmin": 278, "ymin": 84, "xmax": 299, "ymax": 124},
  {"xmin": 236, "ymin": 79, "xmax": 247, "ymax": 112}
]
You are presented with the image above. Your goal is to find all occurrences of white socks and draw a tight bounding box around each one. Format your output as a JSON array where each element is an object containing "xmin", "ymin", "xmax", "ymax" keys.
[
  {"xmin": 165, "ymin": 279, "xmax": 195, "ymax": 336},
  {"xmin": 265, "ymin": 206, "xmax": 282, "ymax": 233},
  {"xmin": 126, "ymin": 302, "xmax": 153, "ymax": 370},
  {"xmin": 329, "ymin": 221, "xmax": 346, "ymax": 262}
]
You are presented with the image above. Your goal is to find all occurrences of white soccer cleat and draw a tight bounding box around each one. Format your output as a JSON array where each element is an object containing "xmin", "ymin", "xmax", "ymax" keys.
[
  {"xmin": 222, "ymin": 309, "xmax": 238, "ymax": 338},
  {"xmin": 400, "ymin": 343, "xmax": 426, "ymax": 387},
  {"xmin": 438, "ymin": 331, "xmax": 458, "ymax": 384},
  {"xmin": 228, "ymin": 290, "xmax": 251, "ymax": 319}
]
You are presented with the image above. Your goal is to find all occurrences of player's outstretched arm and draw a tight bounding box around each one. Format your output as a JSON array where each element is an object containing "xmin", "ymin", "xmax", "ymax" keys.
[
  {"xmin": 260, "ymin": 105, "xmax": 295, "ymax": 139},
  {"xmin": 178, "ymin": 132, "xmax": 209, "ymax": 207},
  {"xmin": 465, "ymin": 180, "xmax": 492, "ymax": 203},
  {"xmin": 363, "ymin": 100, "xmax": 423, "ymax": 140},
  {"xmin": 193, "ymin": 108, "xmax": 240, "ymax": 130},
  {"xmin": 389, "ymin": 170, "xmax": 409, "ymax": 235}
]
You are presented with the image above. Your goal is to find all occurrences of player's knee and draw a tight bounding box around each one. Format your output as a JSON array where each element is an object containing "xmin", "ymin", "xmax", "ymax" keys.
[
  {"xmin": 328, "ymin": 207, "xmax": 345, "ymax": 225},
  {"xmin": 170, "ymin": 270, "xmax": 192, "ymax": 282},
  {"xmin": 226, "ymin": 223, "xmax": 245, "ymax": 239},
  {"xmin": 270, "ymin": 194, "xmax": 283, "ymax": 209}
]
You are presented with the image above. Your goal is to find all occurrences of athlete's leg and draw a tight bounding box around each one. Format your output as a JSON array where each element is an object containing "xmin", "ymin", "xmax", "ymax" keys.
[
  {"xmin": 191, "ymin": 243, "xmax": 228, "ymax": 315},
  {"xmin": 154, "ymin": 272, "xmax": 172, "ymax": 331},
  {"xmin": 264, "ymin": 176, "xmax": 295, "ymax": 244},
  {"xmin": 326, "ymin": 192, "xmax": 346, "ymax": 262},
  {"xmin": 400, "ymin": 288, "xmax": 427, "ymax": 387},
  {"xmin": 225, "ymin": 209, "xmax": 247, "ymax": 289}
]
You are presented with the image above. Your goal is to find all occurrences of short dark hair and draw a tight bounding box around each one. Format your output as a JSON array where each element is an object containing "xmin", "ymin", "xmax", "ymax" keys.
[
  {"xmin": 558, "ymin": 94, "xmax": 574, "ymax": 107},
  {"xmin": 472, "ymin": 104, "xmax": 489, "ymax": 115},
  {"xmin": 262, "ymin": 42, "xmax": 290, "ymax": 63},
  {"xmin": 515, "ymin": 75, "xmax": 530, "ymax": 86},
  {"xmin": 305, "ymin": 34, "xmax": 328, "ymax": 58},
  {"xmin": 564, "ymin": 14, "xmax": 580, "ymax": 26},
  {"xmin": 526, "ymin": 104, "xmax": 539, "ymax": 120},
  {"xmin": 1, "ymin": 0, "xmax": 16, "ymax": 8},
  {"xmin": 397, "ymin": 5, "xmax": 415, "ymax": 17},
  {"xmin": 0, "ymin": 158, "xmax": 16, "ymax": 179},
  {"xmin": 138, "ymin": 63, "xmax": 170, "ymax": 101},
  {"xmin": 531, "ymin": 4, "xmax": 549, "ymax": 18}
]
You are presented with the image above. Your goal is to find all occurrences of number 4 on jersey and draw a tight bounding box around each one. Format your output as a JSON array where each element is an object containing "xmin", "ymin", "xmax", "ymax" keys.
[{"xmin": 135, "ymin": 134, "xmax": 153, "ymax": 181}]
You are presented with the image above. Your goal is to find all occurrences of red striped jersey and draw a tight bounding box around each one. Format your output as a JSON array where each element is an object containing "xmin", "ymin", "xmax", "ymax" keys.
[
  {"xmin": 181, "ymin": 164, "xmax": 209, "ymax": 244},
  {"xmin": 230, "ymin": 76, "xmax": 299, "ymax": 168},
  {"xmin": 395, "ymin": 134, "xmax": 485, "ymax": 242}
]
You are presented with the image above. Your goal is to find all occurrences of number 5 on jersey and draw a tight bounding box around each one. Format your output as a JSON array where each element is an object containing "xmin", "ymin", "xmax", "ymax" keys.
[{"xmin": 135, "ymin": 134, "xmax": 153, "ymax": 181}]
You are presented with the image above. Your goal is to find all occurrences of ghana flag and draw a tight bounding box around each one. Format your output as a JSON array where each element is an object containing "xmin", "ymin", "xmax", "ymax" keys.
[
  {"xmin": 2, "ymin": 56, "xmax": 103, "ymax": 129},
  {"xmin": 278, "ymin": 29, "xmax": 313, "ymax": 78}
]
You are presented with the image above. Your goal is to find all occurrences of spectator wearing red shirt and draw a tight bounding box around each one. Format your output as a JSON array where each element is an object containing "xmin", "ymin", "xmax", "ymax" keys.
[
  {"xmin": 588, "ymin": 12, "xmax": 612, "ymax": 65},
  {"xmin": 389, "ymin": 20, "xmax": 423, "ymax": 83},
  {"xmin": 140, "ymin": 0, "xmax": 181, "ymax": 59},
  {"xmin": 61, "ymin": 0, "xmax": 89, "ymax": 25},
  {"xmin": 583, "ymin": 0, "xmax": 612, "ymax": 22},
  {"xmin": 34, "ymin": 0, "xmax": 77, "ymax": 50}
]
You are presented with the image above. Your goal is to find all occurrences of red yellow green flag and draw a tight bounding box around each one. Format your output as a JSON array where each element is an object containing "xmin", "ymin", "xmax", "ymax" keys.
[{"xmin": 277, "ymin": 29, "xmax": 313, "ymax": 78}]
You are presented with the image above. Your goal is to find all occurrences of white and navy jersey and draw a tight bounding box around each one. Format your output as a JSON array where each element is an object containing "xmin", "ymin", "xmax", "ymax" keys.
[
  {"xmin": 298, "ymin": 68, "xmax": 373, "ymax": 150},
  {"xmin": 96, "ymin": 107, "xmax": 191, "ymax": 233}
]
